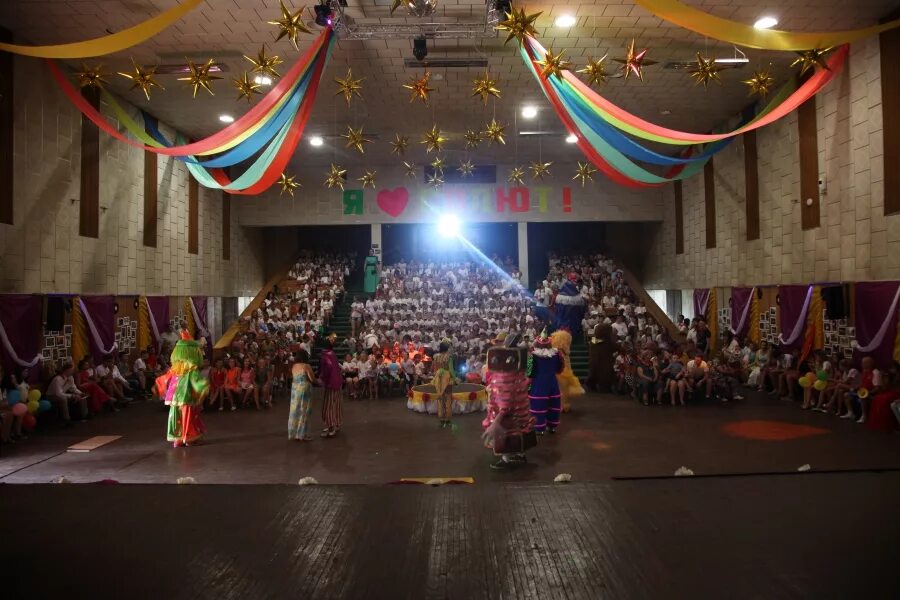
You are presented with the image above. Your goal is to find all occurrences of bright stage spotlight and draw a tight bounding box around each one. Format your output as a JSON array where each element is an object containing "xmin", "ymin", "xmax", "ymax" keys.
[{"xmin": 437, "ymin": 214, "xmax": 461, "ymax": 238}]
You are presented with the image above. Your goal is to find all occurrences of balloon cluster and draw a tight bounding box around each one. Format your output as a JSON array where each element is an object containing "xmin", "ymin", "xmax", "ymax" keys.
[
  {"xmin": 798, "ymin": 371, "xmax": 829, "ymax": 392},
  {"xmin": 7, "ymin": 388, "xmax": 52, "ymax": 431}
]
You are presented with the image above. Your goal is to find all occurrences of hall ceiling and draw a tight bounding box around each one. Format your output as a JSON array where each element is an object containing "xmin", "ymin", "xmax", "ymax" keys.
[{"xmin": 1, "ymin": 0, "xmax": 897, "ymax": 168}]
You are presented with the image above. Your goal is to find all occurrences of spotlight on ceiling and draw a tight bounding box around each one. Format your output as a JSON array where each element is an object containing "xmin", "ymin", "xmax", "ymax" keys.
[
  {"xmin": 753, "ymin": 16, "xmax": 778, "ymax": 30},
  {"xmin": 555, "ymin": 15, "xmax": 577, "ymax": 28},
  {"xmin": 521, "ymin": 105, "xmax": 538, "ymax": 119},
  {"xmin": 314, "ymin": 1, "xmax": 333, "ymax": 27},
  {"xmin": 437, "ymin": 214, "xmax": 461, "ymax": 238},
  {"xmin": 253, "ymin": 75, "xmax": 273, "ymax": 86},
  {"xmin": 413, "ymin": 36, "xmax": 428, "ymax": 61},
  {"xmin": 565, "ymin": 134, "xmax": 578, "ymax": 144},
  {"xmin": 219, "ymin": 114, "xmax": 235, "ymax": 123},
  {"xmin": 309, "ymin": 136, "xmax": 324, "ymax": 147}
]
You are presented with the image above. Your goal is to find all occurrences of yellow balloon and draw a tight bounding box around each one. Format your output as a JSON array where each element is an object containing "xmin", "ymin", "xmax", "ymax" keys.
[
  {"xmin": 28, "ymin": 389, "xmax": 41, "ymax": 403},
  {"xmin": 813, "ymin": 380, "xmax": 827, "ymax": 392},
  {"xmin": 26, "ymin": 400, "xmax": 39, "ymax": 415},
  {"xmin": 799, "ymin": 376, "xmax": 811, "ymax": 388}
]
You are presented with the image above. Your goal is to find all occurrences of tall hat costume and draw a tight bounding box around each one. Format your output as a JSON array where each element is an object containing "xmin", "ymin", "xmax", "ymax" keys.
[
  {"xmin": 482, "ymin": 333, "xmax": 535, "ymax": 469},
  {"xmin": 550, "ymin": 329, "xmax": 585, "ymax": 412},
  {"xmin": 156, "ymin": 340, "xmax": 209, "ymax": 447},
  {"xmin": 528, "ymin": 329, "xmax": 564, "ymax": 434}
]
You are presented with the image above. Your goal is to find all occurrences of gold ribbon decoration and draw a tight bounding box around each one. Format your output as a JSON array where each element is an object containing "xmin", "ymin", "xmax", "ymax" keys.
[
  {"xmin": 633, "ymin": 0, "xmax": 900, "ymax": 51},
  {"xmin": 0, "ymin": 0, "xmax": 203, "ymax": 58},
  {"xmin": 71, "ymin": 296, "xmax": 89, "ymax": 367},
  {"xmin": 184, "ymin": 298, "xmax": 197, "ymax": 338},
  {"xmin": 137, "ymin": 296, "xmax": 152, "ymax": 353}
]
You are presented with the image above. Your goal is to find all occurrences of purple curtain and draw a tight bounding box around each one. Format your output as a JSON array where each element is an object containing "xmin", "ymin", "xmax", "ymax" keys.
[
  {"xmin": 146, "ymin": 296, "xmax": 170, "ymax": 348},
  {"xmin": 192, "ymin": 296, "xmax": 212, "ymax": 350},
  {"xmin": 778, "ymin": 285, "xmax": 810, "ymax": 351},
  {"xmin": 853, "ymin": 281, "xmax": 900, "ymax": 369},
  {"xmin": 82, "ymin": 295, "xmax": 117, "ymax": 363},
  {"xmin": 729, "ymin": 287, "xmax": 754, "ymax": 340},
  {"xmin": 693, "ymin": 289, "xmax": 710, "ymax": 320},
  {"xmin": 0, "ymin": 295, "xmax": 43, "ymax": 382}
]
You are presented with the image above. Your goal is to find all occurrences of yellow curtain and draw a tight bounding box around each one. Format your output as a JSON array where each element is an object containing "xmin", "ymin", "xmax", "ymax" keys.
[
  {"xmin": 184, "ymin": 298, "xmax": 196, "ymax": 338},
  {"xmin": 71, "ymin": 296, "xmax": 88, "ymax": 367},
  {"xmin": 707, "ymin": 288, "xmax": 718, "ymax": 356},
  {"xmin": 138, "ymin": 296, "xmax": 151, "ymax": 352},
  {"xmin": 748, "ymin": 290, "xmax": 760, "ymax": 345}
]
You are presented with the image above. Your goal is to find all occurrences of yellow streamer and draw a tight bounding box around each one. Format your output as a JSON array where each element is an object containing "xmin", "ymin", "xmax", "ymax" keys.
[
  {"xmin": 0, "ymin": 0, "xmax": 203, "ymax": 58},
  {"xmin": 71, "ymin": 296, "xmax": 88, "ymax": 367},
  {"xmin": 138, "ymin": 296, "xmax": 151, "ymax": 353},
  {"xmin": 748, "ymin": 289, "xmax": 760, "ymax": 346},
  {"xmin": 184, "ymin": 298, "xmax": 196, "ymax": 339},
  {"xmin": 634, "ymin": 0, "xmax": 900, "ymax": 51}
]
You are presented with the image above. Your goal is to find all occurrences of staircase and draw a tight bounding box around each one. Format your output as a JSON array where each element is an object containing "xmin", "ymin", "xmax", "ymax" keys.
[
  {"xmin": 569, "ymin": 338, "xmax": 589, "ymax": 381},
  {"xmin": 309, "ymin": 287, "xmax": 369, "ymax": 370}
]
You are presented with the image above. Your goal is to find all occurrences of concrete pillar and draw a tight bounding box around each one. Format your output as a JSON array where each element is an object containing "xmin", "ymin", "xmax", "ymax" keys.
[
  {"xmin": 370, "ymin": 223, "xmax": 382, "ymax": 260},
  {"xmin": 517, "ymin": 221, "xmax": 528, "ymax": 288}
]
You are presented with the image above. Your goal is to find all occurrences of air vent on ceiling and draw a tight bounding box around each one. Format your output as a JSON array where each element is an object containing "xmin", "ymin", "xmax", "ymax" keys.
[{"xmin": 404, "ymin": 58, "xmax": 489, "ymax": 68}]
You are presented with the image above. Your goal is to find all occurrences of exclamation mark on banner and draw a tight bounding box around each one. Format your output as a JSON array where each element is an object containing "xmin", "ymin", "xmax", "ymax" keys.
[{"xmin": 562, "ymin": 187, "xmax": 572, "ymax": 212}]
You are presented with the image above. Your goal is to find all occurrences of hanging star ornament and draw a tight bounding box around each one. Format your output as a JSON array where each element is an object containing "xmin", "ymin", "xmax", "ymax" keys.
[
  {"xmin": 334, "ymin": 68, "xmax": 363, "ymax": 105},
  {"xmin": 76, "ymin": 64, "xmax": 108, "ymax": 89},
  {"xmin": 508, "ymin": 166, "xmax": 526, "ymax": 186},
  {"xmin": 495, "ymin": 6, "xmax": 542, "ymax": 46},
  {"xmin": 421, "ymin": 125, "xmax": 448, "ymax": 153},
  {"xmin": 403, "ymin": 71, "xmax": 435, "ymax": 104},
  {"xmin": 530, "ymin": 161, "xmax": 552, "ymax": 181},
  {"xmin": 325, "ymin": 163, "xmax": 347, "ymax": 190},
  {"xmin": 572, "ymin": 162, "xmax": 597, "ymax": 187},
  {"xmin": 117, "ymin": 60, "xmax": 163, "ymax": 101},
  {"xmin": 457, "ymin": 160, "xmax": 475, "ymax": 177},
  {"xmin": 427, "ymin": 172, "xmax": 445, "ymax": 188},
  {"xmin": 577, "ymin": 54, "xmax": 610, "ymax": 88},
  {"xmin": 791, "ymin": 48, "xmax": 833, "ymax": 77},
  {"xmin": 233, "ymin": 72, "xmax": 262, "ymax": 102},
  {"xmin": 430, "ymin": 156, "xmax": 446, "ymax": 173},
  {"xmin": 465, "ymin": 130, "xmax": 481, "ymax": 150},
  {"xmin": 358, "ymin": 170, "xmax": 377, "ymax": 189},
  {"xmin": 538, "ymin": 48, "xmax": 572, "ymax": 80},
  {"xmin": 743, "ymin": 67, "xmax": 776, "ymax": 98},
  {"xmin": 472, "ymin": 71, "xmax": 501, "ymax": 104},
  {"xmin": 244, "ymin": 45, "xmax": 282, "ymax": 79},
  {"xmin": 268, "ymin": 0, "xmax": 312, "ymax": 51},
  {"xmin": 343, "ymin": 125, "xmax": 372, "ymax": 154},
  {"xmin": 483, "ymin": 119, "xmax": 506, "ymax": 145},
  {"xmin": 614, "ymin": 39, "xmax": 657, "ymax": 82},
  {"xmin": 403, "ymin": 161, "xmax": 417, "ymax": 179},
  {"xmin": 391, "ymin": 134, "xmax": 409, "ymax": 156},
  {"xmin": 178, "ymin": 59, "xmax": 221, "ymax": 97},
  {"xmin": 688, "ymin": 53, "xmax": 723, "ymax": 89},
  {"xmin": 278, "ymin": 173, "xmax": 301, "ymax": 196},
  {"xmin": 389, "ymin": 0, "xmax": 404, "ymax": 14}
]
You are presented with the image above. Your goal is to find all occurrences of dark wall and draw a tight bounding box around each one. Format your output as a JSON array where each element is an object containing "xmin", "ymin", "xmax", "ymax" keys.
[
  {"xmin": 526, "ymin": 222, "xmax": 607, "ymax": 288},
  {"xmin": 260, "ymin": 225, "xmax": 371, "ymax": 279},
  {"xmin": 381, "ymin": 222, "xmax": 517, "ymax": 265}
]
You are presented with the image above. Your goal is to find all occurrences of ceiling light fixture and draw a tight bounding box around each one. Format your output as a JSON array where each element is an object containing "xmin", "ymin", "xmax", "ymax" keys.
[
  {"xmin": 218, "ymin": 114, "xmax": 234, "ymax": 123},
  {"xmin": 309, "ymin": 136, "xmax": 324, "ymax": 147},
  {"xmin": 521, "ymin": 105, "xmax": 538, "ymax": 119},
  {"xmin": 314, "ymin": 1, "xmax": 334, "ymax": 27},
  {"xmin": 555, "ymin": 15, "xmax": 577, "ymax": 28},
  {"xmin": 565, "ymin": 134, "xmax": 578, "ymax": 143},
  {"xmin": 753, "ymin": 16, "xmax": 778, "ymax": 30},
  {"xmin": 253, "ymin": 75, "xmax": 273, "ymax": 86}
]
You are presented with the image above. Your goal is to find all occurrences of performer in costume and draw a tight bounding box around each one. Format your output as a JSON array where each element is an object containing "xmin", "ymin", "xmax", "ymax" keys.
[
  {"xmin": 587, "ymin": 323, "xmax": 616, "ymax": 393},
  {"xmin": 317, "ymin": 334, "xmax": 343, "ymax": 438},
  {"xmin": 155, "ymin": 340, "xmax": 209, "ymax": 448},
  {"xmin": 482, "ymin": 334, "xmax": 536, "ymax": 470},
  {"xmin": 550, "ymin": 329, "xmax": 585, "ymax": 412},
  {"xmin": 528, "ymin": 329, "xmax": 564, "ymax": 434},
  {"xmin": 178, "ymin": 320, "xmax": 193, "ymax": 341},
  {"xmin": 287, "ymin": 349, "xmax": 318, "ymax": 441},
  {"xmin": 432, "ymin": 340, "xmax": 456, "ymax": 428},
  {"xmin": 363, "ymin": 253, "xmax": 379, "ymax": 294},
  {"xmin": 553, "ymin": 279, "xmax": 587, "ymax": 338}
]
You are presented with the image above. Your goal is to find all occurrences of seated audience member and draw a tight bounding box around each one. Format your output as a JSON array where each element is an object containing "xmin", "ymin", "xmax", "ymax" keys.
[
  {"xmin": 47, "ymin": 362, "xmax": 90, "ymax": 425},
  {"xmin": 712, "ymin": 354, "xmax": 743, "ymax": 402},
  {"xmin": 77, "ymin": 358, "xmax": 114, "ymax": 413},
  {"xmin": 842, "ymin": 356, "xmax": 882, "ymax": 423},
  {"xmin": 801, "ymin": 350, "xmax": 832, "ymax": 410},
  {"xmin": 635, "ymin": 351, "xmax": 658, "ymax": 406},
  {"xmin": 239, "ymin": 358, "xmax": 259, "ymax": 410},
  {"xmin": 207, "ymin": 358, "xmax": 228, "ymax": 411},
  {"xmin": 779, "ymin": 348, "xmax": 804, "ymax": 401},
  {"xmin": 256, "ymin": 357, "xmax": 273, "ymax": 408},
  {"xmin": 223, "ymin": 358, "xmax": 241, "ymax": 411},
  {"xmin": 865, "ymin": 363, "xmax": 900, "ymax": 433},
  {"xmin": 0, "ymin": 366, "xmax": 26, "ymax": 442},
  {"xmin": 685, "ymin": 352, "xmax": 712, "ymax": 401},
  {"xmin": 820, "ymin": 359, "xmax": 859, "ymax": 414}
]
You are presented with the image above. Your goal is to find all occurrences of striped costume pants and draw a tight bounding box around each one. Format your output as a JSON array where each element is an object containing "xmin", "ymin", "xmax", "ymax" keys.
[
  {"xmin": 528, "ymin": 394, "xmax": 561, "ymax": 432},
  {"xmin": 322, "ymin": 389, "xmax": 343, "ymax": 430}
]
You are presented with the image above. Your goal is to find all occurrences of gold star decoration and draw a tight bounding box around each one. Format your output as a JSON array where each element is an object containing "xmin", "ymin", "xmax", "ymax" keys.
[
  {"xmin": 76, "ymin": 64, "xmax": 108, "ymax": 89},
  {"xmin": 743, "ymin": 67, "xmax": 776, "ymax": 98},
  {"xmin": 403, "ymin": 161, "xmax": 417, "ymax": 179},
  {"xmin": 790, "ymin": 48, "xmax": 833, "ymax": 77},
  {"xmin": 403, "ymin": 71, "xmax": 435, "ymax": 104},
  {"xmin": 572, "ymin": 162, "xmax": 597, "ymax": 187},
  {"xmin": 483, "ymin": 119, "xmax": 506, "ymax": 145},
  {"xmin": 495, "ymin": 5, "xmax": 542, "ymax": 46},
  {"xmin": 530, "ymin": 161, "xmax": 552, "ymax": 181},
  {"xmin": 391, "ymin": 134, "xmax": 409, "ymax": 156},
  {"xmin": 244, "ymin": 45, "xmax": 283, "ymax": 79},
  {"xmin": 508, "ymin": 166, "xmax": 526, "ymax": 185},
  {"xmin": 358, "ymin": 170, "xmax": 377, "ymax": 189},
  {"xmin": 457, "ymin": 160, "xmax": 475, "ymax": 177},
  {"xmin": 577, "ymin": 54, "xmax": 610, "ymax": 87},
  {"xmin": 268, "ymin": 0, "xmax": 312, "ymax": 51},
  {"xmin": 427, "ymin": 172, "xmax": 445, "ymax": 188},
  {"xmin": 177, "ymin": 59, "xmax": 221, "ymax": 98},
  {"xmin": 472, "ymin": 71, "xmax": 501, "ymax": 104},
  {"xmin": 334, "ymin": 68, "xmax": 363, "ymax": 105},
  {"xmin": 278, "ymin": 173, "xmax": 301, "ymax": 196},
  {"xmin": 465, "ymin": 130, "xmax": 481, "ymax": 150},
  {"xmin": 688, "ymin": 53, "xmax": 724, "ymax": 89},
  {"xmin": 430, "ymin": 156, "xmax": 446, "ymax": 173},
  {"xmin": 233, "ymin": 72, "xmax": 262, "ymax": 102},
  {"xmin": 614, "ymin": 39, "xmax": 657, "ymax": 82},
  {"xmin": 342, "ymin": 125, "xmax": 372, "ymax": 154},
  {"xmin": 117, "ymin": 60, "xmax": 164, "ymax": 101},
  {"xmin": 538, "ymin": 47, "xmax": 572, "ymax": 80},
  {"xmin": 421, "ymin": 125, "xmax": 448, "ymax": 153},
  {"xmin": 325, "ymin": 163, "xmax": 347, "ymax": 190}
]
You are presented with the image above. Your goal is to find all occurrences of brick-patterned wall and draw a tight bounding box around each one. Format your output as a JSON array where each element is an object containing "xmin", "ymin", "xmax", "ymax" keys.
[
  {"xmin": 643, "ymin": 38, "xmax": 895, "ymax": 289},
  {"xmin": 0, "ymin": 57, "xmax": 265, "ymax": 297}
]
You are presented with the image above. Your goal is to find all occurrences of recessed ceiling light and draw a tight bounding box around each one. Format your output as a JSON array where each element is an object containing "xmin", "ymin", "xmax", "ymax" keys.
[
  {"xmin": 309, "ymin": 136, "xmax": 324, "ymax": 147},
  {"xmin": 253, "ymin": 75, "xmax": 273, "ymax": 86},
  {"xmin": 659, "ymin": 109, "xmax": 672, "ymax": 116},
  {"xmin": 555, "ymin": 14, "xmax": 577, "ymax": 28},
  {"xmin": 565, "ymin": 134, "xmax": 578, "ymax": 144},
  {"xmin": 521, "ymin": 105, "xmax": 538, "ymax": 119},
  {"xmin": 754, "ymin": 16, "xmax": 778, "ymax": 30},
  {"xmin": 218, "ymin": 114, "xmax": 234, "ymax": 123}
]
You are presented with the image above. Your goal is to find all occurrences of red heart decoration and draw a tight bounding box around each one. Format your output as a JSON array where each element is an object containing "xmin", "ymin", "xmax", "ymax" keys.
[{"xmin": 376, "ymin": 187, "xmax": 409, "ymax": 217}]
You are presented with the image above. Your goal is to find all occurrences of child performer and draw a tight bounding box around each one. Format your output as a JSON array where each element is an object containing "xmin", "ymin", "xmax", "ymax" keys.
[
  {"xmin": 528, "ymin": 329, "xmax": 564, "ymax": 434},
  {"xmin": 432, "ymin": 340, "xmax": 456, "ymax": 428},
  {"xmin": 482, "ymin": 334, "xmax": 535, "ymax": 470},
  {"xmin": 155, "ymin": 340, "xmax": 209, "ymax": 448}
]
